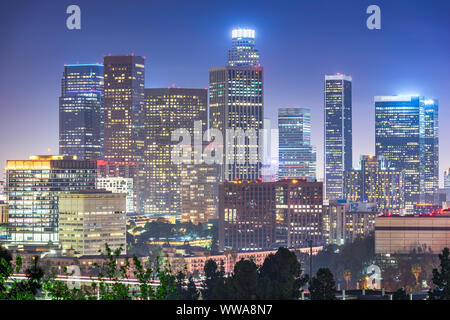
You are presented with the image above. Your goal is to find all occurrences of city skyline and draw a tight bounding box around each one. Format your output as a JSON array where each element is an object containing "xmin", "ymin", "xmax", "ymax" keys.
[{"xmin": 1, "ymin": 0, "xmax": 449, "ymax": 186}]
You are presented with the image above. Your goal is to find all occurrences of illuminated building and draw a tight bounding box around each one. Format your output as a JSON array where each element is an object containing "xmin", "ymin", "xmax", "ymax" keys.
[
  {"xmin": 143, "ymin": 88, "xmax": 208, "ymax": 216},
  {"xmin": 375, "ymin": 209, "xmax": 450, "ymax": 254},
  {"xmin": 227, "ymin": 28, "xmax": 260, "ymax": 67},
  {"xmin": 181, "ymin": 160, "xmax": 218, "ymax": 225},
  {"xmin": 278, "ymin": 108, "xmax": 316, "ymax": 181},
  {"xmin": 323, "ymin": 200, "xmax": 377, "ymax": 246},
  {"xmin": 344, "ymin": 155, "xmax": 405, "ymax": 214},
  {"xmin": 59, "ymin": 64, "xmax": 104, "ymax": 160},
  {"xmin": 103, "ymin": 55, "xmax": 145, "ymax": 212},
  {"xmin": 0, "ymin": 180, "xmax": 5, "ymax": 202},
  {"xmin": 5, "ymin": 155, "xmax": 96, "ymax": 246},
  {"xmin": 375, "ymin": 96, "xmax": 439, "ymax": 212},
  {"xmin": 324, "ymin": 74, "xmax": 352, "ymax": 200},
  {"xmin": 96, "ymin": 177, "xmax": 134, "ymax": 214},
  {"xmin": 0, "ymin": 201, "xmax": 7, "ymax": 224},
  {"xmin": 210, "ymin": 28, "xmax": 264, "ymax": 181},
  {"xmin": 58, "ymin": 190, "xmax": 126, "ymax": 256},
  {"xmin": 445, "ymin": 168, "xmax": 450, "ymax": 189},
  {"xmin": 219, "ymin": 179, "xmax": 323, "ymax": 251}
]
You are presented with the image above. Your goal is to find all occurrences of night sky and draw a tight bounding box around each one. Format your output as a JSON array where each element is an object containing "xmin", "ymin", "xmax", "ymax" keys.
[{"xmin": 0, "ymin": 0, "xmax": 449, "ymax": 184}]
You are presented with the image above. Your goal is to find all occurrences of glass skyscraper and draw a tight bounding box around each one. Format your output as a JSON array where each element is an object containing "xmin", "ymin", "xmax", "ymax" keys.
[
  {"xmin": 278, "ymin": 108, "xmax": 316, "ymax": 181},
  {"xmin": 59, "ymin": 64, "xmax": 104, "ymax": 160},
  {"xmin": 210, "ymin": 28, "xmax": 263, "ymax": 181},
  {"xmin": 5, "ymin": 155, "xmax": 96, "ymax": 246},
  {"xmin": 227, "ymin": 28, "xmax": 260, "ymax": 67},
  {"xmin": 324, "ymin": 74, "xmax": 352, "ymax": 200},
  {"xmin": 375, "ymin": 95, "xmax": 439, "ymax": 212}
]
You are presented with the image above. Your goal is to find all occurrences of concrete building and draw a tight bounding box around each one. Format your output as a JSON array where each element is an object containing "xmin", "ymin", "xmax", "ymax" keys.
[
  {"xmin": 58, "ymin": 190, "xmax": 127, "ymax": 256},
  {"xmin": 219, "ymin": 179, "xmax": 323, "ymax": 251},
  {"xmin": 375, "ymin": 210, "xmax": 450, "ymax": 254}
]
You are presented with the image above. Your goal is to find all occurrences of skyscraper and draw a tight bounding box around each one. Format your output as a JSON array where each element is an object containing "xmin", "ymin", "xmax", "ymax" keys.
[
  {"xmin": 278, "ymin": 108, "xmax": 316, "ymax": 181},
  {"xmin": 59, "ymin": 64, "xmax": 104, "ymax": 160},
  {"xmin": 344, "ymin": 155, "xmax": 405, "ymax": 214},
  {"xmin": 227, "ymin": 28, "xmax": 260, "ymax": 67},
  {"xmin": 375, "ymin": 95, "xmax": 439, "ymax": 212},
  {"xmin": 143, "ymin": 88, "xmax": 208, "ymax": 216},
  {"xmin": 445, "ymin": 169, "xmax": 450, "ymax": 189},
  {"xmin": 5, "ymin": 155, "xmax": 96, "ymax": 246},
  {"xmin": 103, "ymin": 55, "xmax": 145, "ymax": 162},
  {"xmin": 210, "ymin": 28, "xmax": 263, "ymax": 181},
  {"xmin": 324, "ymin": 74, "xmax": 352, "ymax": 200},
  {"xmin": 103, "ymin": 55, "xmax": 145, "ymax": 212}
]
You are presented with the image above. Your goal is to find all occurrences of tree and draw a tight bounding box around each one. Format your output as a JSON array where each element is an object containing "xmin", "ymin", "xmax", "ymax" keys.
[
  {"xmin": 428, "ymin": 248, "xmax": 450, "ymax": 300},
  {"xmin": 201, "ymin": 259, "xmax": 229, "ymax": 300},
  {"xmin": 229, "ymin": 259, "xmax": 259, "ymax": 299},
  {"xmin": 258, "ymin": 247, "xmax": 307, "ymax": 300},
  {"xmin": 309, "ymin": 268, "xmax": 336, "ymax": 300}
]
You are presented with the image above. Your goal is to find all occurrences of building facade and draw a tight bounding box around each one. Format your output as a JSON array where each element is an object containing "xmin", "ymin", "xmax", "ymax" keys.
[
  {"xmin": 278, "ymin": 108, "xmax": 316, "ymax": 181},
  {"xmin": 219, "ymin": 179, "xmax": 323, "ymax": 251},
  {"xmin": 58, "ymin": 190, "xmax": 127, "ymax": 256},
  {"xmin": 323, "ymin": 200, "xmax": 377, "ymax": 246},
  {"xmin": 324, "ymin": 74, "xmax": 352, "ymax": 200},
  {"xmin": 344, "ymin": 155, "xmax": 405, "ymax": 214},
  {"xmin": 103, "ymin": 55, "xmax": 145, "ymax": 212},
  {"xmin": 0, "ymin": 201, "xmax": 7, "ymax": 225},
  {"xmin": 96, "ymin": 177, "xmax": 134, "ymax": 214},
  {"xmin": 375, "ymin": 96, "xmax": 439, "ymax": 212},
  {"xmin": 445, "ymin": 168, "xmax": 450, "ymax": 189},
  {"xmin": 227, "ymin": 28, "xmax": 260, "ymax": 67},
  {"xmin": 210, "ymin": 28, "xmax": 264, "ymax": 182},
  {"xmin": 5, "ymin": 155, "xmax": 96, "ymax": 245},
  {"xmin": 59, "ymin": 64, "xmax": 104, "ymax": 160},
  {"xmin": 375, "ymin": 211, "xmax": 450, "ymax": 254},
  {"xmin": 143, "ymin": 88, "xmax": 208, "ymax": 216}
]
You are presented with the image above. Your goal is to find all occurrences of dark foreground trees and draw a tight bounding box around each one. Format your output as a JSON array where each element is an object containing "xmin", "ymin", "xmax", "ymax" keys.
[
  {"xmin": 428, "ymin": 247, "xmax": 450, "ymax": 300},
  {"xmin": 308, "ymin": 268, "xmax": 336, "ymax": 300}
]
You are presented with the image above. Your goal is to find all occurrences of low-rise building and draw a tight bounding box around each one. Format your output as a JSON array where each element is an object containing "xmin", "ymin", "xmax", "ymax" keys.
[{"xmin": 58, "ymin": 190, "xmax": 127, "ymax": 256}]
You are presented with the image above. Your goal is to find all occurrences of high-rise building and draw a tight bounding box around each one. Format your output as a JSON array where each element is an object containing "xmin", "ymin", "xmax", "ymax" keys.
[
  {"xmin": 5, "ymin": 155, "xmax": 96, "ymax": 245},
  {"xmin": 344, "ymin": 155, "xmax": 405, "ymax": 214},
  {"xmin": 375, "ymin": 96, "xmax": 438, "ymax": 212},
  {"xmin": 59, "ymin": 63, "xmax": 104, "ymax": 160},
  {"xmin": 0, "ymin": 201, "xmax": 7, "ymax": 225},
  {"xmin": 143, "ymin": 88, "xmax": 208, "ymax": 216},
  {"xmin": 278, "ymin": 108, "xmax": 316, "ymax": 181},
  {"xmin": 210, "ymin": 28, "xmax": 263, "ymax": 181},
  {"xmin": 219, "ymin": 179, "xmax": 323, "ymax": 251},
  {"xmin": 0, "ymin": 180, "xmax": 5, "ymax": 202},
  {"xmin": 227, "ymin": 28, "xmax": 260, "ymax": 67},
  {"xmin": 324, "ymin": 74, "xmax": 352, "ymax": 200},
  {"xmin": 103, "ymin": 55, "xmax": 145, "ymax": 212},
  {"xmin": 445, "ymin": 169, "xmax": 450, "ymax": 189},
  {"xmin": 58, "ymin": 190, "xmax": 126, "ymax": 256},
  {"xmin": 96, "ymin": 177, "xmax": 134, "ymax": 214}
]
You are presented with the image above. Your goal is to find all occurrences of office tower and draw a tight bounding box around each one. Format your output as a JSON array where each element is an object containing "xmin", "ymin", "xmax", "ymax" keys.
[
  {"xmin": 58, "ymin": 190, "xmax": 126, "ymax": 256},
  {"xmin": 210, "ymin": 28, "xmax": 263, "ymax": 181},
  {"xmin": 445, "ymin": 169, "xmax": 450, "ymax": 189},
  {"xmin": 5, "ymin": 155, "xmax": 96, "ymax": 246},
  {"xmin": 278, "ymin": 108, "xmax": 316, "ymax": 181},
  {"xmin": 227, "ymin": 28, "xmax": 260, "ymax": 67},
  {"xmin": 324, "ymin": 74, "xmax": 352, "ymax": 200},
  {"xmin": 59, "ymin": 63, "xmax": 104, "ymax": 160},
  {"xmin": 180, "ymin": 159, "xmax": 218, "ymax": 225},
  {"xmin": 103, "ymin": 55, "xmax": 145, "ymax": 213},
  {"xmin": 375, "ymin": 96, "xmax": 438, "ymax": 212},
  {"xmin": 219, "ymin": 179, "xmax": 323, "ymax": 251},
  {"xmin": 143, "ymin": 88, "xmax": 208, "ymax": 216},
  {"xmin": 344, "ymin": 155, "xmax": 405, "ymax": 214},
  {"xmin": 323, "ymin": 200, "xmax": 377, "ymax": 246},
  {"xmin": 96, "ymin": 177, "xmax": 134, "ymax": 214}
]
